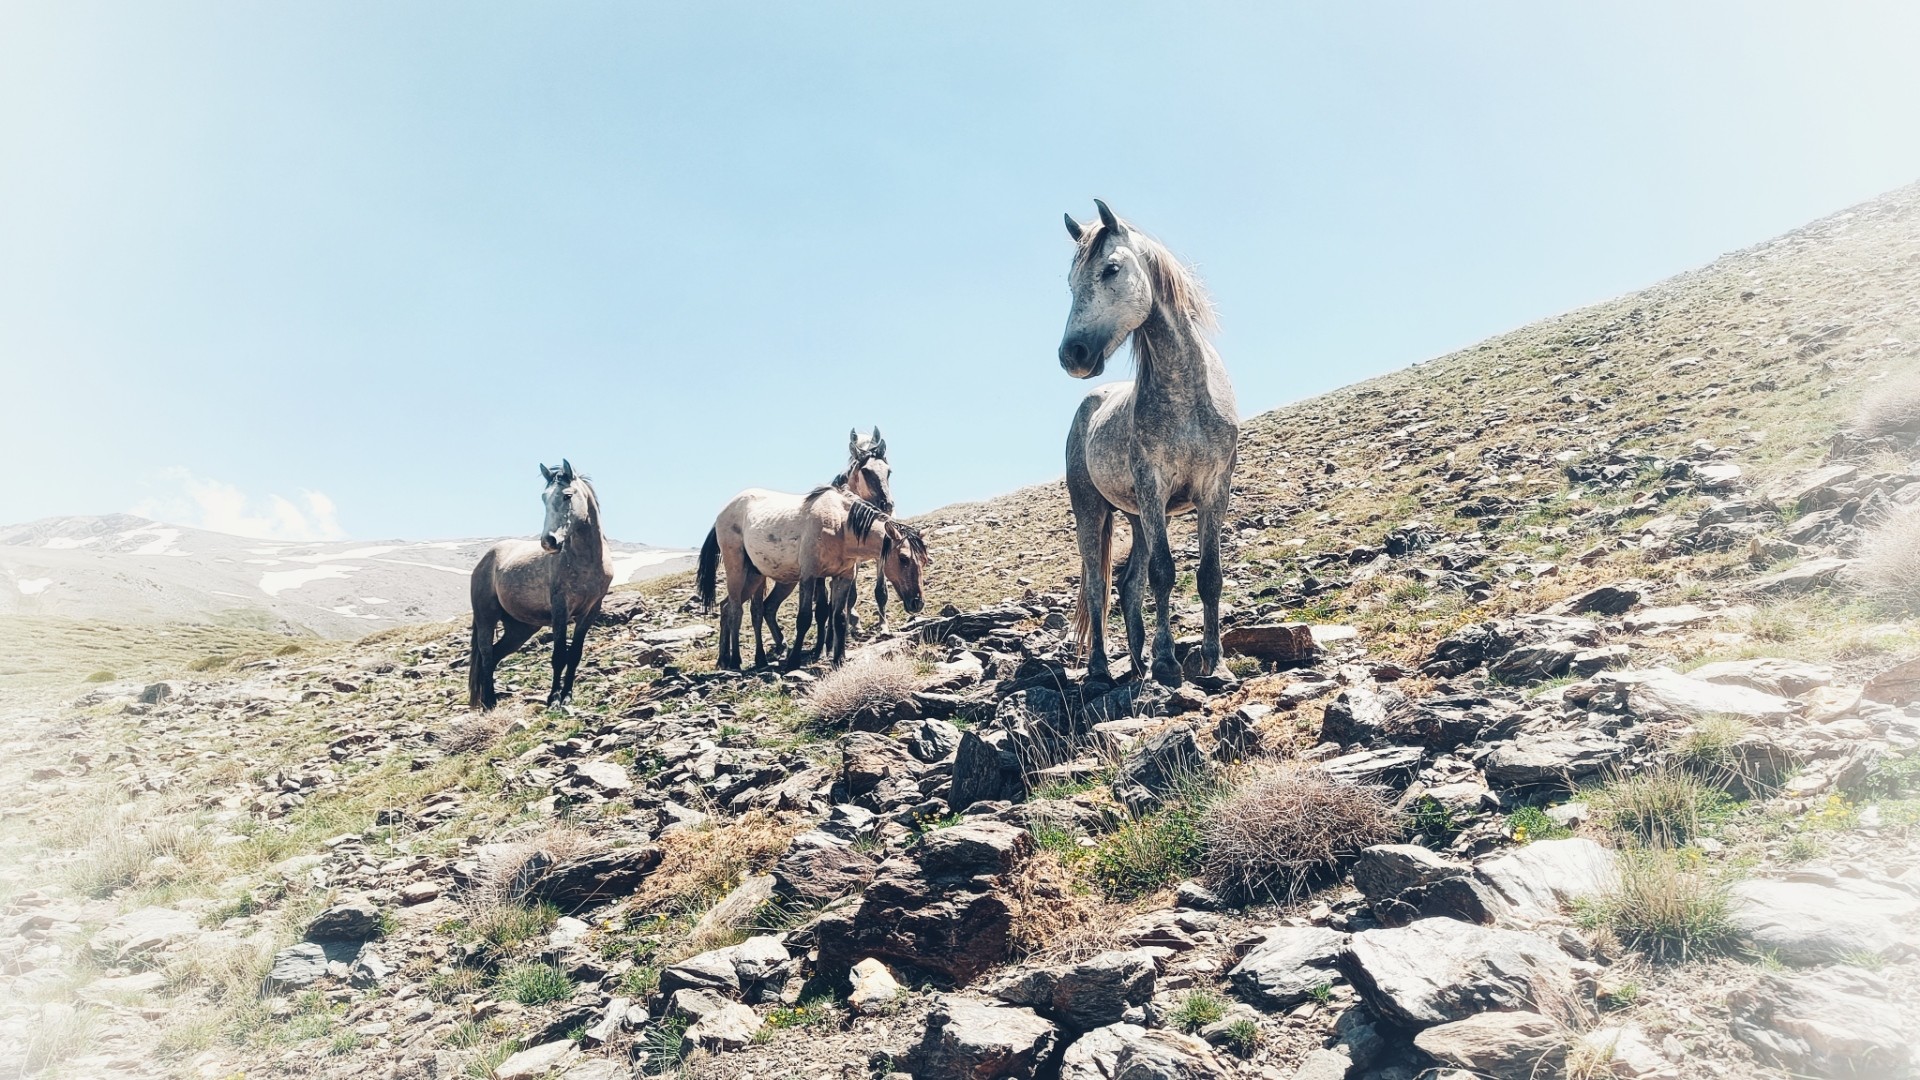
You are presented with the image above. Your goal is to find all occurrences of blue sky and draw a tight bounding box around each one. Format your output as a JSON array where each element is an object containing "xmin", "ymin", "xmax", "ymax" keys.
[{"xmin": 6, "ymin": 3, "xmax": 1920, "ymax": 547}]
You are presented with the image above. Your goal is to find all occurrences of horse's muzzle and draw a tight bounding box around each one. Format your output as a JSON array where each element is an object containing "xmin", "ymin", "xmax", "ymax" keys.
[
  {"xmin": 541, "ymin": 533, "xmax": 563, "ymax": 553},
  {"xmin": 902, "ymin": 594, "xmax": 925, "ymax": 615},
  {"xmin": 1058, "ymin": 338, "xmax": 1105, "ymax": 379}
]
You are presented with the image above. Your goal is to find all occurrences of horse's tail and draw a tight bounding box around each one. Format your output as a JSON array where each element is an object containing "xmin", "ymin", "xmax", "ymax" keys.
[
  {"xmin": 696, "ymin": 528, "xmax": 721, "ymax": 610},
  {"xmin": 1072, "ymin": 514, "xmax": 1113, "ymax": 657}
]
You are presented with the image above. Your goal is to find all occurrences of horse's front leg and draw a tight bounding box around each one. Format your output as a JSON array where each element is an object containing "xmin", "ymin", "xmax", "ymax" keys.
[
  {"xmin": 1132, "ymin": 468, "xmax": 1181, "ymax": 687},
  {"xmin": 546, "ymin": 592, "xmax": 570, "ymax": 706},
  {"xmin": 559, "ymin": 606, "xmax": 595, "ymax": 704},
  {"xmin": 1195, "ymin": 489, "xmax": 1231, "ymax": 680},
  {"xmin": 1118, "ymin": 513, "xmax": 1149, "ymax": 680},
  {"xmin": 828, "ymin": 576, "xmax": 855, "ymax": 667},
  {"xmin": 872, "ymin": 570, "xmax": 888, "ymax": 632},
  {"xmin": 786, "ymin": 577, "xmax": 815, "ymax": 670},
  {"xmin": 748, "ymin": 579, "xmax": 769, "ymax": 669}
]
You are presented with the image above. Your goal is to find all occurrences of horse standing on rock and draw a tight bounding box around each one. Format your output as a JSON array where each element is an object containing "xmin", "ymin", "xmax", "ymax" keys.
[
  {"xmin": 468, "ymin": 461, "xmax": 613, "ymax": 710},
  {"xmin": 1059, "ymin": 200, "xmax": 1239, "ymax": 687}
]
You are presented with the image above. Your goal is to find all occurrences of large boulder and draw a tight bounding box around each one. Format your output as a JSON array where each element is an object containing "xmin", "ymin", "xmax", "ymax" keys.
[
  {"xmin": 950, "ymin": 728, "xmax": 1024, "ymax": 811},
  {"xmin": 1322, "ymin": 690, "xmax": 1517, "ymax": 750},
  {"xmin": 1341, "ymin": 918, "xmax": 1582, "ymax": 1028},
  {"xmin": 529, "ymin": 845, "xmax": 664, "ymax": 913},
  {"xmin": 1473, "ymin": 838, "xmax": 1617, "ymax": 923},
  {"xmin": 659, "ymin": 934, "xmax": 790, "ymax": 1000},
  {"xmin": 772, "ymin": 842, "xmax": 877, "ymax": 907},
  {"xmin": 1687, "ymin": 658, "xmax": 1833, "ymax": 698},
  {"xmin": 815, "ymin": 821, "xmax": 1031, "ymax": 984},
  {"xmin": 1412, "ymin": 1011, "xmax": 1568, "ymax": 1080},
  {"xmin": 1112, "ymin": 725, "xmax": 1206, "ymax": 815},
  {"xmin": 910, "ymin": 996, "xmax": 1059, "ymax": 1080},
  {"xmin": 1728, "ymin": 875, "xmax": 1920, "ymax": 965},
  {"xmin": 1421, "ymin": 616, "xmax": 1599, "ymax": 677},
  {"xmin": 996, "ymin": 949, "xmax": 1158, "ymax": 1031},
  {"xmin": 304, "ymin": 893, "xmax": 381, "ymax": 942},
  {"xmin": 1350, "ymin": 845, "xmax": 1502, "ymax": 926},
  {"xmin": 1227, "ymin": 926, "xmax": 1348, "ymax": 1010},
  {"xmin": 840, "ymin": 731, "xmax": 922, "ymax": 799},
  {"xmin": 1482, "ymin": 731, "xmax": 1627, "ymax": 790},
  {"xmin": 1728, "ymin": 967, "xmax": 1914, "ymax": 1078},
  {"xmin": 1568, "ymin": 668, "xmax": 1799, "ymax": 723}
]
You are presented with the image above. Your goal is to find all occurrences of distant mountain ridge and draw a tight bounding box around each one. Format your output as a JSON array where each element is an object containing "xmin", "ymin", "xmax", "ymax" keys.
[{"xmin": 0, "ymin": 514, "xmax": 692, "ymax": 636}]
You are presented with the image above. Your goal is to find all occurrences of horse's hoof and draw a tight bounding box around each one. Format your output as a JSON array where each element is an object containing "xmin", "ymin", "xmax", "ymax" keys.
[{"xmin": 1150, "ymin": 656, "xmax": 1184, "ymax": 688}]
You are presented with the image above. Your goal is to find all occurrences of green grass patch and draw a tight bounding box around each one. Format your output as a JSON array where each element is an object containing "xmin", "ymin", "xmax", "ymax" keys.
[{"xmin": 495, "ymin": 962, "xmax": 573, "ymax": 1006}]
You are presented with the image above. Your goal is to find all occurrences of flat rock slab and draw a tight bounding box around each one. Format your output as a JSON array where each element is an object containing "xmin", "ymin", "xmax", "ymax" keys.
[
  {"xmin": 89, "ymin": 906, "xmax": 201, "ymax": 963},
  {"xmin": 1482, "ymin": 731, "xmax": 1626, "ymax": 790},
  {"xmin": 494, "ymin": 1039, "xmax": 578, "ymax": 1080},
  {"xmin": 1864, "ymin": 655, "xmax": 1920, "ymax": 706},
  {"xmin": 1227, "ymin": 926, "xmax": 1348, "ymax": 1010},
  {"xmin": 912, "ymin": 996, "xmax": 1059, "ymax": 1080},
  {"xmin": 1687, "ymin": 658, "xmax": 1834, "ymax": 698},
  {"xmin": 1341, "ymin": 918, "xmax": 1580, "ymax": 1028},
  {"xmin": 1475, "ymin": 838, "xmax": 1618, "ymax": 923},
  {"xmin": 1601, "ymin": 667, "xmax": 1799, "ymax": 722},
  {"xmin": 1729, "ymin": 875, "xmax": 1920, "ymax": 965},
  {"xmin": 1740, "ymin": 557, "xmax": 1852, "ymax": 598},
  {"xmin": 1728, "ymin": 967, "xmax": 1916, "ymax": 1078},
  {"xmin": 1413, "ymin": 1010, "xmax": 1567, "ymax": 1080}
]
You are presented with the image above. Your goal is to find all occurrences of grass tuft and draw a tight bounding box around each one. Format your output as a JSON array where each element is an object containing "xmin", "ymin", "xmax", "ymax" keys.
[
  {"xmin": 1200, "ymin": 764, "xmax": 1400, "ymax": 901},
  {"xmin": 1577, "ymin": 850, "xmax": 1736, "ymax": 962}
]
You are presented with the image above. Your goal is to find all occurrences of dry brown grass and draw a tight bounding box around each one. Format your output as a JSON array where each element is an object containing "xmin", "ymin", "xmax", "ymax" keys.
[
  {"xmin": 1007, "ymin": 849, "xmax": 1136, "ymax": 963},
  {"xmin": 1858, "ymin": 506, "xmax": 1920, "ymax": 614},
  {"xmin": 631, "ymin": 811, "xmax": 800, "ymax": 916},
  {"xmin": 1201, "ymin": 763, "xmax": 1401, "ymax": 900},
  {"xmin": 1854, "ymin": 371, "xmax": 1920, "ymax": 437},
  {"xmin": 803, "ymin": 651, "xmax": 922, "ymax": 727}
]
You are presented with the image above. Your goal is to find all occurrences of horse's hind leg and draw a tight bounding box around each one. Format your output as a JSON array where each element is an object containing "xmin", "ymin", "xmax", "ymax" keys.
[
  {"xmin": 872, "ymin": 569, "xmax": 888, "ymax": 632},
  {"xmin": 1195, "ymin": 490, "xmax": 1230, "ymax": 679},
  {"xmin": 748, "ymin": 577, "xmax": 770, "ymax": 668},
  {"xmin": 827, "ymin": 576, "xmax": 855, "ymax": 667},
  {"xmin": 1068, "ymin": 485, "xmax": 1116, "ymax": 683},
  {"xmin": 763, "ymin": 581, "xmax": 795, "ymax": 656},
  {"xmin": 469, "ymin": 608, "xmax": 497, "ymax": 710},
  {"xmin": 786, "ymin": 577, "xmax": 815, "ymax": 670},
  {"xmin": 485, "ymin": 618, "xmax": 537, "ymax": 708},
  {"xmin": 1117, "ymin": 513, "xmax": 1149, "ymax": 681}
]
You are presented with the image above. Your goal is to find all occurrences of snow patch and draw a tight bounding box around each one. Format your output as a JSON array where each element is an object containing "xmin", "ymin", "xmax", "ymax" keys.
[
  {"xmin": 359, "ymin": 596, "xmax": 391, "ymax": 605},
  {"xmin": 42, "ymin": 536, "xmax": 98, "ymax": 550},
  {"xmin": 611, "ymin": 550, "xmax": 691, "ymax": 584},
  {"xmin": 328, "ymin": 605, "xmax": 381, "ymax": 620},
  {"xmin": 17, "ymin": 578, "xmax": 53, "ymax": 596},
  {"xmin": 123, "ymin": 527, "xmax": 187, "ymax": 556},
  {"xmin": 259, "ymin": 564, "xmax": 358, "ymax": 596}
]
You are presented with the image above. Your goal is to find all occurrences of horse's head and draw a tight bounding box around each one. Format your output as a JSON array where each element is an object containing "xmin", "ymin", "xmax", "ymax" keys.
[
  {"xmin": 879, "ymin": 520, "xmax": 928, "ymax": 616},
  {"xmin": 538, "ymin": 459, "xmax": 582, "ymax": 552},
  {"xmin": 844, "ymin": 427, "xmax": 894, "ymax": 513},
  {"xmin": 1058, "ymin": 199, "xmax": 1155, "ymax": 379}
]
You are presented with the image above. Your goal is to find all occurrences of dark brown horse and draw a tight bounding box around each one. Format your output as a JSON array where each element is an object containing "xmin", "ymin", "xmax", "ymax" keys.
[{"xmin": 468, "ymin": 461, "xmax": 613, "ymax": 709}]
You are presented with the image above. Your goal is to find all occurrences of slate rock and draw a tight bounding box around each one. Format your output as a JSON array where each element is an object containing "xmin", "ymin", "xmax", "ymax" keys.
[
  {"xmin": 1113, "ymin": 725, "xmax": 1206, "ymax": 815},
  {"xmin": 906, "ymin": 718, "xmax": 963, "ymax": 763},
  {"xmin": 1728, "ymin": 875, "xmax": 1920, "ymax": 965},
  {"xmin": 1482, "ymin": 731, "xmax": 1626, "ymax": 790},
  {"xmin": 1222, "ymin": 624, "xmax": 1316, "ymax": 662},
  {"xmin": 1341, "ymin": 918, "xmax": 1581, "ymax": 1028},
  {"xmin": 910, "ymin": 996, "xmax": 1059, "ymax": 1080},
  {"xmin": 1474, "ymin": 838, "xmax": 1617, "ymax": 923},
  {"xmin": 1351, "ymin": 845, "xmax": 1466, "ymax": 905},
  {"xmin": 840, "ymin": 731, "xmax": 922, "ymax": 797},
  {"xmin": 949, "ymin": 728, "xmax": 1023, "ymax": 811},
  {"xmin": 1864, "ymin": 654, "xmax": 1920, "ymax": 706},
  {"xmin": 1687, "ymin": 658, "xmax": 1833, "ymax": 698},
  {"xmin": 1287, "ymin": 1049, "xmax": 1356, "ymax": 1080},
  {"xmin": 1740, "ymin": 557, "xmax": 1852, "ymax": 598},
  {"xmin": 1318, "ymin": 745, "xmax": 1425, "ymax": 788},
  {"xmin": 529, "ymin": 846, "xmax": 663, "ymax": 913},
  {"xmin": 1059, "ymin": 1023, "xmax": 1144, "ymax": 1080},
  {"xmin": 1728, "ymin": 967, "xmax": 1914, "ymax": 1078},
  {"xmin": 1226, "ymin": 926, "xmax": 1347, "ymax": 1010},
  {"xmin": 305, "ymin": 892, "xmax": 381, "ymax": 942},
  {"xmin": 683, "ymin": 1001, "xmax": 761, "ymax": 1054},
  {"xmin": 1412, "ymin": 1010, "xmax": 1567, "ymax": 1080},
  {"xmin": 772, "ymin": 842, "xmax": 877, "ymax": 906},
  {"xmin": 1570, "ymin": 668, "xmax": 1798, "ymax": 722},
  {"xmin": 849, "ymin": 957, "xmax": 905, "ymax": 1015},
  {"xmin": 815, "ymin": 821, "xmax": 1031, "ymax": 984},
  {"xmin": 1561, "ymin": 584, "xmax": 1642, "ymax": 616},
  {"xmin": 493, "ymin": 1039, "xmax": 579, "ymax": 1080},
  {"xmin": 995, "ymin": 948, "xmax": 1158, "ymax": 1032}
]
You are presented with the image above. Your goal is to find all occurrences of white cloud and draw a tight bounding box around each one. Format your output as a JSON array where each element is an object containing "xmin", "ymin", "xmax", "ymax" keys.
[{"xmin": 133, "ymin": 468, "xmax": 346, "ymax": 542}]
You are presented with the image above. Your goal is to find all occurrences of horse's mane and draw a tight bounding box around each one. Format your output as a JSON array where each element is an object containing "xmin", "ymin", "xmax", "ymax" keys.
[
  {"xmin": 887, "ymin": 520, "xmax": 929, "ymax": 564},
  {"xmin": 1073, "ymin": 220, "xmax": 1218, "ymax": 335},
  {"xmin": 803, "ymin": 485, "xmax": 884, "ymax": 542}
]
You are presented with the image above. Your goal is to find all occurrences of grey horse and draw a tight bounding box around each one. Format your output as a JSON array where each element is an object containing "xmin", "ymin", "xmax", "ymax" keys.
[
  {"xmin": 468, "ymin": 461, "xmax": 614, "ymax": 709},
  {"xmin": 1059, "ymin": 200, "xmax": 1239, "ymax": 687}
]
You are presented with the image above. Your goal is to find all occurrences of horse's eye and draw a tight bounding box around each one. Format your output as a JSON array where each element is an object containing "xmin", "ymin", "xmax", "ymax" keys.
[{"xmin": 1102, "ymin": 263, "xmax": 1120, "ymax": 279}]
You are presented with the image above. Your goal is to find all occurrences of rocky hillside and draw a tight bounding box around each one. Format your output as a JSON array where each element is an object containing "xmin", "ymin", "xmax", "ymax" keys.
[
  {"xmin": 0, "ymin": 514, "xmax": 692, "ymax": 637},
  {"xmin": 3, "ymin": 183, "xmax": 1920, "ymax": 1080}
]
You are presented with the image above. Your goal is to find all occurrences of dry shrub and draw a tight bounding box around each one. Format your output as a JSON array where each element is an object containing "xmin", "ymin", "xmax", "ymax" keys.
[
  {"xmin": 442, "ymin": 708, "xmax": 515, "ymax": 754},
  {"xmin": 804, "ymin": 652, "xmax": 921, "ymax": 727},
  {"xmin": 1200, "ymin": 763, "xmax": 1400, "ymax": 901},
  {"xmin": 1857, "ymin": 507, "xmax": 1920, "ymax": 614},
  {"xmin": 1854, "ymin": 373, "xmax": 1920, "ymax": 438},
  {"xmin": 632, "ymin": 811, "xmax": 799, "ymax": 915},
  {"xmin": 467, "ymin": 825, "xmax": 599, "ymax": 908},
  {"xmin": 1008, "ymin": 848, "xmax": 1134, "ymax": 963}
]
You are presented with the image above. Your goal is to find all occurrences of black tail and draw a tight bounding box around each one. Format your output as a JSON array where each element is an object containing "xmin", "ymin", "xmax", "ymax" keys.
[{"xmin": 696, "ymin": 528, "xmax": 721, "ymax": 609}]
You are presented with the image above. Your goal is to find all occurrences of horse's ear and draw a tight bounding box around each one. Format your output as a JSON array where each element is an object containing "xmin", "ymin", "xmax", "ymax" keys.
[
  {"xmin": 871, "ymin": 428, "xmax": 886, "ymax": 459},
  {"xmin": 881, "ymin": 534, "xmax": 894, "ymax": 559},
  {"xmin": 539, "ymin": 463, "xmax": 555, "ymax": 483},
  {"xmin": 848, "ymin": 428, "xmax": 860, "ymax": 454},
  {"xmin": 1094, "ymin": 199, "xmax": 1124, "ymax": 238},
  {"xmin": 560, "ymin": 459, "xmax": 575, "ymax": 481},
  {"xmin": 1063, "ymin": 213, "xmax": 1083, "ymax": 242}
]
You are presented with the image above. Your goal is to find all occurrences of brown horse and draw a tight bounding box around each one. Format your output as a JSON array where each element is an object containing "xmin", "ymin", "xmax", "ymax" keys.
[
  {"xmin": 707, "ymin": 429, "xmax": 894, "ymax": 663},
  {"xmin": 468, "ymin": 461, "xmax": 613, "ymax": 709},
  {"xmin": 697, "ymin": 484, "xmax": 927, "ymax": 670},
  {"xmin": 790, "ymin": 485, "xmax": 928, "ymax": 667}
]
